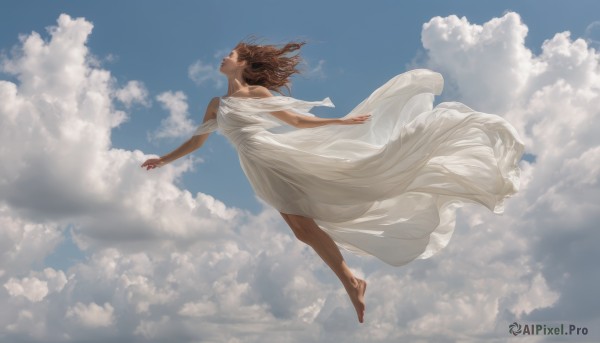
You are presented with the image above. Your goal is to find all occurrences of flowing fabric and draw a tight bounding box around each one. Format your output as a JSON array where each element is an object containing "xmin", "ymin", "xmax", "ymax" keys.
[{"xmin": 193, "ymin": 69, "xmax": 524, "ymax": 266}]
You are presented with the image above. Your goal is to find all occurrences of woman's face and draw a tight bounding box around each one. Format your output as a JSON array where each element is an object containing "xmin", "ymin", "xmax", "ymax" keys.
[{"xmin": 220, "ymin": 49, "xmax": 246, "ymax": 74}]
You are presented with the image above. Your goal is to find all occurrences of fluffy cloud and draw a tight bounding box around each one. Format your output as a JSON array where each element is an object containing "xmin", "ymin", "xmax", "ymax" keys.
[
  {"xmin": 0, "ymin": 206, "xmax": 63, "ymax": 275},
  {"xmin": 66, "ymin": 302, "xmax": 114, "ymax": 328},
  {"xmin": 0, "ymin": 13, "xmax": 239, "ymax": 250},
  {"xmin": 0, "ymin": 14, "xmax": 351, "ymax": 342},
  {"xmin": 419, "ymin": 11, "xmax": 600, "ymax": 339},
  {"xmin": 115, "ymin": 80, "xmax": 150, "ymax": 108},
  {"xmin": 584, "ymin": 21, "xmax": 600, "ymax": 49},
  {"xmin": 1, "ymin": 10, "xmax": 599, "ymax": 343},
  {"xmin": 188, "ymin": 59, "xmax": 224, "ymax": 88},
  {"xmin": 152, "ymin": 90, "xmax": 196, "ymax": 139},
  {"xmin": 0, "ymin": 13, "xmax": 245, "ymax": 340},
  {"xmin": 4, "ymin": 268, "xmax": 67, "ymax": 303},
  {"xmin": 422, "ymin": 13, "xmax": 536, "ymax": 113},
  {"xmin": 303, "ymin": 58, "xmax": 327, "ymax": 80}
]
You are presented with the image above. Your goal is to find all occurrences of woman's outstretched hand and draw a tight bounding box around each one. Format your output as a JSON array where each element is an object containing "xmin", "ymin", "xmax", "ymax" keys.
[
  {"xmin": 339, "ymin": 113, "xmax": 372, "ymax": 125},
  {"xmin": 141, "ymin": 158, "xmax": 166, "ymax": 171}
]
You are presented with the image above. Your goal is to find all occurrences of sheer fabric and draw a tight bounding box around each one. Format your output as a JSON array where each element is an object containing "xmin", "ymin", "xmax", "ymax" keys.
[{"xmin": 193, "ymin": 69, "xmax": 524, "ymax": 266}]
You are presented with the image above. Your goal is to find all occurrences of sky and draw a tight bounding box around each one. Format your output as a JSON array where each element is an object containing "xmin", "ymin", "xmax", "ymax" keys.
[{"xmin": 1, "ymin": 0, "xmax": 600, "ymax": 342}]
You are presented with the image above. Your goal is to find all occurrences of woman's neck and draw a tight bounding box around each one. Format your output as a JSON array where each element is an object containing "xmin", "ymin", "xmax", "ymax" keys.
[{"xmin": 226, "ymin": 75, "xmax": 249, "ymax": 96}]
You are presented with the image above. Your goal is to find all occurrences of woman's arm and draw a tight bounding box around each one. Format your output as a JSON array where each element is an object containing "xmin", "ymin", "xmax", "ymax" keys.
[
  {"xmin": 141, "ymin": 97, "xmax": 219, "ymax": 170},
  {"xmin": 268, "ymin": 108, "xmax": 372, "ymax": 128},
  {"xmin": 252, "ymin": 87, "xmax": 371, "ymax": 129}
]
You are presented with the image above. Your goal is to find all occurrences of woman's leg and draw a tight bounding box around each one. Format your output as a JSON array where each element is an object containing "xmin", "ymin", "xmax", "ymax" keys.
[{"xmin": 280, "ymin": 212, "xmax": 367, "ymax": 323}]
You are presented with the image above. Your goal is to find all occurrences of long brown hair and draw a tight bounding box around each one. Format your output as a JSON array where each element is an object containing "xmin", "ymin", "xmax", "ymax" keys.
[{"xmin": 234, "ymin": 38, "xmax": 306, "ymax": 95}]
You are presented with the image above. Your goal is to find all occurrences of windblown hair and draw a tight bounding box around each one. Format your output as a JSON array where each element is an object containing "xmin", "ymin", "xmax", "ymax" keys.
[{"xmin": 234, "ymin": 38, "xmax": 306, "ymax": 95}]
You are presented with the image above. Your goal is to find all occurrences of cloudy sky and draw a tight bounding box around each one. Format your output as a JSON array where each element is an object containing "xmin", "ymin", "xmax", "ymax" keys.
[{"xmin": 1, "ymin": 0, "xmax": 600, "ymax": 342}]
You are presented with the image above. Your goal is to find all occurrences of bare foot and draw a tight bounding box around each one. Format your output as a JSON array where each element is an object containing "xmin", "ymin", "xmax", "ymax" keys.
[{"xmin": 345, "ymin": 278, "xmax": 367, "ymax": 323}]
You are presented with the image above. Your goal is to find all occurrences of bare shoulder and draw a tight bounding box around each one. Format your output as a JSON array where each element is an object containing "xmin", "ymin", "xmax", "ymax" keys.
[
  {"xmin": 207, "ymin": 96, "xmax": 221, "ymax": 110},
  {"xmin": 204, "ymin": 96, "xmax": 220, "ymax": 119},
  {"xmin": 208, "ymin": 96, "xmax": 221, "ymax": 107},
  {"xmin": 248, "ymin": 86, "xmax": 273, "ymax": 98}
]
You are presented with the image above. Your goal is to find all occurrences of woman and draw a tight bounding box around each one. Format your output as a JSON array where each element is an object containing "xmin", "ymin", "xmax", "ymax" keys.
[{"xmin": 141, "ymin": 40, "xmax": 524, "ymax": 324}]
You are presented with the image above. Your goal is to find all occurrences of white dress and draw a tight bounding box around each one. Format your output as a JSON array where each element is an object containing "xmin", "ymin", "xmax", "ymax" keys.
[{"xmin": 193, "ymin": 69, "xmax": 525, "ymax": 266}]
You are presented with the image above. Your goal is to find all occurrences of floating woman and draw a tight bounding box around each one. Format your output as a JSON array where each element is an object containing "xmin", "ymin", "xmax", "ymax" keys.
[{"xmin": 141, "ymin": 39, "xmax": 524, "ymax": 324}]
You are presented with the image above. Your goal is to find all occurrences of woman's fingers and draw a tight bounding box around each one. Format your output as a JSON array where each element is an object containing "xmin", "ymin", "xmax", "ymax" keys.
[
  {"xmin": 141, "ymin": 158, "xmax": 161, "ymax": 170},
  {"xmin": 341, "ymin": 113, "xmax": 371, "ymax": 125}
]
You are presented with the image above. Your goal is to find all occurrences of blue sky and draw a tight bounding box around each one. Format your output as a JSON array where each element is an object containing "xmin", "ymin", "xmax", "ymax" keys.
[
  {"xmin": 2, "ymin": 0, "xmax": 597, "ymax": 214},
  {"xmin": 1, "ymin": 1, "xmax": 600, "ymax": 342}
]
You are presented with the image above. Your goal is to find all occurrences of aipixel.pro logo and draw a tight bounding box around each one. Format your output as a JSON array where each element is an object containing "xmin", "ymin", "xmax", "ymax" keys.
[{"xmin": 509, "ymin": 322, "xmax": 589, "ymax": 336}]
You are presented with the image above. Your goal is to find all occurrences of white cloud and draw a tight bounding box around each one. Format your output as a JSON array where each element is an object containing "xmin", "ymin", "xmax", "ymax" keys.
[
  {"xmin": 0, "ymin": 14, "xmax": 334, "ymax": 341},
  {"xmin": 0, "ymin": 206, "xmax": 63, "ymax": 274},
  {"xmin": 419, "ymin": 10, "xmax": 600, "ymax": 338},
  {"xmin": 152, "ymin": 90, "xmax": 196, "ymax": 139},
  {"xmin": 0, "ymin": 13, "xmax": 240, "ymax": 250},
  {"xmin": 188, "ymin": 59, "xmax": 224, "ymax": 88},
  {"xmin": 3, "ymin": 268, "xmax": 67, "ymax": 302},
  {"xmin": 4, "ymin": 276, "xmax": 48, "ymax": 302},
  {"xmin": 303, "ymin": 58, "xmax": 327, "ymax": 80},
  {"xmin": 584, "ymin": 20, "xmax": 600, "ymax": 49},
  {"xmin": 66, "ymin": 302, "xmax": 115, "ymax": 328},
  {"xmin": 115, "ymin": 80, "xmax": 150, "ymax": 108},
  {"xmin": 421, "ymin": 13, "xmax": 535, "ymax": 113},
  {"xmin": 178, "ymin": 301, "xmax": 217, "ymax": 317}
]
